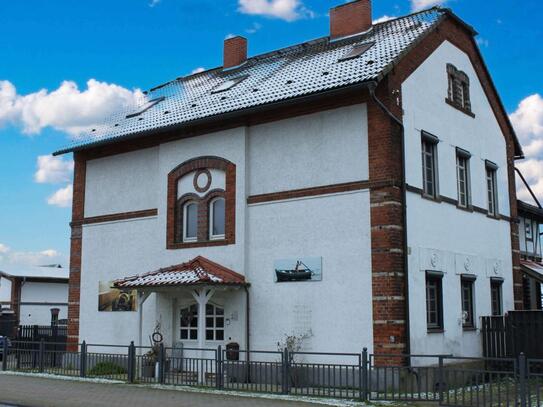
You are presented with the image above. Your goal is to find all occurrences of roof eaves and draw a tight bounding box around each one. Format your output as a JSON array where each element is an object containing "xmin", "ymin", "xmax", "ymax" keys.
[{"xmin": 53, "ymin": 81, "xmax": 373, "ymax": 156}]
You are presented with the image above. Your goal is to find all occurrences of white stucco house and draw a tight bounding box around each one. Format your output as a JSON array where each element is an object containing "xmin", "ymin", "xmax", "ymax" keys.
[
  {"xmin": 53, "ymin": 0, "xmax": 529, "ymax": 363},
  {"xmin": 0, "ymin": 265, "xmax": 69, "ymax": 327}
]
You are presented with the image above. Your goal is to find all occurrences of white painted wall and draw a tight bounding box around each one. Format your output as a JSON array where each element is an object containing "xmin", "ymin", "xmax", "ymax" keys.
[
  {"xmin": 16, "ymin": 281, "xmax": 68, "ymax": 325},
  {"xmin": 249, "ymin": 104, "xmax": 368, "ymax": 195},
  {"xmin": 402, "ymin": 40, "xmax": 514, "ymax": 358},
  {"xmin": 80, "ymin": 104, "xmax": 371, "ymax": 354},
  {"xmin": 85, "ymin": 147, "xmax": 159, "ymax": 217},
  {"xmin": 0, "ymin": 277, "xmax": 11, "ymax": 305}
]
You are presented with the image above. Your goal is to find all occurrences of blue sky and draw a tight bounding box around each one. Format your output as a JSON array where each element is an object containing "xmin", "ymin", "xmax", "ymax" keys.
[{"xmin": 0, "ymin": 0, "xmax": 542, "ymax": 269}]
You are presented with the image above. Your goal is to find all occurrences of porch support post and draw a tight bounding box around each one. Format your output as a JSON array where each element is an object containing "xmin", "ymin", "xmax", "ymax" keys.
[
  {"xmin": 137, "ymin": 290, "xmax": 151, "ymax": 355},
  {"xmin": 192, "ymin": 287, "xmax": 215, "ymax": 383}
]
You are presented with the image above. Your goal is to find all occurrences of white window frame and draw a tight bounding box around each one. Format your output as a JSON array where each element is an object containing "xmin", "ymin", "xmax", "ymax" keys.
[
  {"xmin": 486, "ymin": 162, "xmax": 499, "ymax": 217},
  {"xmin": 209, "ymin": 197, "xmax": 226, "ymax": 241},
  {"xmin": 180, "ymin": 304, "xmax": 199, "ymax": 341},
  {"xmin": 421, "ymin": 131, "xmax": 439, "ymax": 198},
  {"xmin": 456, "ymin": 148, "xmax": 471, "ymax": 208},
  {"xmin": 205, "ymin": 303, "xmax": 225, "ymax": 342},
  {"xmin": 183, "ymin": 201, "xmax": 198, "ymax": 243}
]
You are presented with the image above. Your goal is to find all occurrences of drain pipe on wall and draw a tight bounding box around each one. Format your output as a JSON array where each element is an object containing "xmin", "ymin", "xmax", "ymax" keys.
[{"xmin": 368, "ymin": 80, "xmax": 411, "ymax": 357}]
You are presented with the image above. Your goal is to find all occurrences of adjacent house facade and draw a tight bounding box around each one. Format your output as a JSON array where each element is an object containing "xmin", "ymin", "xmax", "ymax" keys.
[
  {"xmin": 0, "ymin": 265, "xmax": 69, "ymax": 327},
  {"xmin": 517, "ymin": 200, "xmax": 543, "ymax": 310},
  {"xmin": 55, "ymin": 0, "xmax": 526, "ymax": 362}
]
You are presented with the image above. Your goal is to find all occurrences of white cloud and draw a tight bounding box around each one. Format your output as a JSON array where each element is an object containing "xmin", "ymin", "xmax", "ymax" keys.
[
  {"xmin": 0, "ymin": 244, "xmax": 63, "ymax": 268},
  {"xmin": 34, "ymin": 155, "xmax": 74, "ymax": 184},
  {"xmin": 47, "ymin": 184, "xmax": 73, "ymax": 208},
  {"xmin": 246, "ymin": 22, "xmax": 263, "ymax": 34},
  {"xmin": 0, "ymin": 79, "xmax": 142, "ymax": 136},
  {"xmin": 510, "ymin": 94, "xmax": 543, "ymax": 144},
  {"xmin": 411, "ymin": 0, "xmax": 447, "ymax": 12},
  {"xmin": 373, "ymin": 15, "xmax": 395, "ymax": 24},
  {"xmin": 238, "ymin": 0, "xmax": 313, "ymax": 21},
  {"xmin": 190, "ymin": 67, "xmax": 205, "ymax": 75},
  {"xmin": 476, "ymin": 37, "xmax": 489, "ymax": 47},
  {"xmin": 149, "ymin": 0, "xmax": 161, "ymax": 7},
  {"xmin": 225, "ymin": 33, "xmax": 236, "ymax": 40},
  {"xmin": 510, "ymin": 94, "xmax": 543, "ymax": 204}
]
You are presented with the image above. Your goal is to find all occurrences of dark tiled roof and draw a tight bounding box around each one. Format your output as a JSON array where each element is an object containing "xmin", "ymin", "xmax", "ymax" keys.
[{"xmin": 56, "ymin": 8, "xmax": 446, "ymax": 155}]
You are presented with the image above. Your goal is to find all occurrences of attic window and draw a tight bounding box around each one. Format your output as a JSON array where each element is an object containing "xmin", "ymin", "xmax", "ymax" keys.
[
  {"xmin": 125, "ymin": 96, "xmax": 165, "ymax": 119},
  {"xmin": 446, "ymin": 64, "xmax": 474, "ymax": 116},
  {"xmin": 338, "ymin": 42, "xmax": 375, "ymax": 62},
  {"xmin": 211, "ymin": 76, "xmax": 248, "ymax": 94}
]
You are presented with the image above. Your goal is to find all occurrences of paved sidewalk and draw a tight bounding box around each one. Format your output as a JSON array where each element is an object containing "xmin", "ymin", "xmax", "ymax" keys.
[{"xmin": 0, "ymin": 374, "xmax": 347, "ymax": 407}]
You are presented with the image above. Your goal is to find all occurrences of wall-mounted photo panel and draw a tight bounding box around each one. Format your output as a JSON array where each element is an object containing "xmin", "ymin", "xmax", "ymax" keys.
[
  {"xmin": 98, "ymin": 281, "xmax": 137, "ymax": 312},
  {"xmin": 274, "ymin": 257, "xmax": 322, "ymax": 283}
]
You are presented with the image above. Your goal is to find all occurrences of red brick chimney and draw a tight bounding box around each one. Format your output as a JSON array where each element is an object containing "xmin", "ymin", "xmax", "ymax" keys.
[
  {"xmin": 223, "ymin": 36, "xmax": 247, "ymax": 69},
  {"xmin": 330, "ymin": 0, "xmax": 372, "ymax": 39}
]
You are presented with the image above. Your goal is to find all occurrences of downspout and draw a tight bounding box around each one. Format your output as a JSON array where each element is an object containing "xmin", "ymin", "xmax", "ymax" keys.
[
  {"xmin": 368, "ymin": 81, "xmax": 411, "ymax": 357},
  {"xmin": 244, "ymin": 285, "xmax": 250, "ymax": 359}
]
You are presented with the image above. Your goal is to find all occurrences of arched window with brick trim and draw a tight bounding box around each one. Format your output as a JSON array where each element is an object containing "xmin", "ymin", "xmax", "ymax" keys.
[{"xmin": 167, "ymin": 156, "xmax": 236, "ymax": 249}]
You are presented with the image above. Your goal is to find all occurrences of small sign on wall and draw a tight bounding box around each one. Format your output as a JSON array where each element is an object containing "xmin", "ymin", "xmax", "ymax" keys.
[
  {"xmin": 98, "ymin": 281, "xmax": 137, "ymax": 312},
  {"xmin": 274, "ymin": 257, "xmax": 322, "ymax": 283}
]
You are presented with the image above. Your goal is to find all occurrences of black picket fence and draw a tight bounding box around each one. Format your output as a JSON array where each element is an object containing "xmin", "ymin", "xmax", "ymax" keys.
[{"xmin": 1, "ymin": 340, "xmax": 543, "ymax": 406}]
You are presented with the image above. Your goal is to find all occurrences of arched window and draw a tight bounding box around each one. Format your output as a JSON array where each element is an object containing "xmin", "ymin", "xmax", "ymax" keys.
[
  {"xmin": 209, "ymin": 197, "xmax": 225, "ymax": 240},
  {"xmin": 183, "ymin": 202, "xmax": 198, "ymax": 242}
]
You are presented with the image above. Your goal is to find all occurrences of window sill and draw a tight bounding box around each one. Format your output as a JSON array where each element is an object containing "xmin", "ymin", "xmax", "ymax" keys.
[
  {"xmin": 445, "ymin": 98, "xmax": 475, "ymax": 118},
  {"xmin": 462, "ymin": 327, "xmax": 477, "ymax": 332},
  {"xmin": 421, "ymin": 193, "xmax": 441, "ymax": 203},
  {"xmin": 486, "ymin": 213, "xmax": 501, "ymax": 221},
  {"xmin": 168, "ymin": 238, "xmax": 234, "ymax": 250},
  {"xmin": 456, "ymin": 204, "xmax": 474, "ymax": 213},
  {"xmin": 427, "ymin": 328, "xmax": 444, "ymax": 334}
]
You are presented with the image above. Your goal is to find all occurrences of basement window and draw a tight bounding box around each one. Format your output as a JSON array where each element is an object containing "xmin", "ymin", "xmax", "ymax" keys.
[
  {"xmin": 338, "ymin": 42, "xmax": 375, "ymax": 62},
  {"xmin": 125, "ymin": 96, "xmax": 165, "ymax": 119},
  {"xmin": 211, "ymin": 76, "xmax": 248, "ymax": 94}
]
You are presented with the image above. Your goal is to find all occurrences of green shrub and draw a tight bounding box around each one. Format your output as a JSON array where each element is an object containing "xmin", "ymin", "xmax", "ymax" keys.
[{"xmin": 88, "ymin": 361, "xmax": 127, "ymax": 376}]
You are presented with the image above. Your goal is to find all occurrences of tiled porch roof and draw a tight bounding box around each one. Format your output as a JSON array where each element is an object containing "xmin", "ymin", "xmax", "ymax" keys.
[
  {"xmin": 113, "ymin": 256, "xmax": 247, "ymax": 289},
  {"xmin": 521, "ymin": 260, "xmax": 543, "ymax": 283}
]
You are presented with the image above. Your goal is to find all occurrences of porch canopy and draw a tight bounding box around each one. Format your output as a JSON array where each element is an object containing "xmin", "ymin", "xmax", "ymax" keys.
[
  {"xmin": 521, "ymin": 260, "xmax": 543, "ymax": 283},
  {"xmin": 113, "ymin": 256, "xmax": 247, "ymax": 349}
]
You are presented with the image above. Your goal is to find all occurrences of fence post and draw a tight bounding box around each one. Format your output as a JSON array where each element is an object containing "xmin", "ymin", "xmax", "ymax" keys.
[
  {"xmin": 438, "ymin": 355, "xmax": 444, "ymax": 403},
  {"xmin": 158, "ymin": 343, "xmax": 165, "ymax": 384},
  {"xmin": 128, "ymin": 341, "xmax": 136, "ymax": 383},
  {"xmin": 38, "ymin": 338, "xmax": 45, "ymax": 373},
  {"xmin": 361, "ymin": 347, "xmax": 368, "ymax": 401},
  {"xmin": 80, "ymin": 341, "xmax": 87, "ymax": 378},
  {"xmin": 216, "ymin": 345, "xmax": 223, "ymax": 390},
  {"xmin": 282, "ymin": 348, "xmax": 290, "ymax": 395},
  {"xmin": 2, "ymin": 337, "xmax": 8, "ymax": 371},
  {"xmin": 519, "ymin": 352, "xmax": 527, "ymax": 407}
]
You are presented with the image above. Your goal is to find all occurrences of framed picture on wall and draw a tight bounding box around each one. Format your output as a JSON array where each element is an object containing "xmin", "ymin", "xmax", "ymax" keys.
[
  {"xmin": 98, "ymin": 281, "xmax": 137, "ymax": 312},
  {"xmin": 274, "ymin": 257, "xmax": 322, "ymax": 283}
]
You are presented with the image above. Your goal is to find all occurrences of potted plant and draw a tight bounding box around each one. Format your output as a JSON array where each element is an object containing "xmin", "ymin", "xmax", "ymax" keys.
[{"xmin": 142, "ymin": 344, "xmax": 160, "ymax": 378}]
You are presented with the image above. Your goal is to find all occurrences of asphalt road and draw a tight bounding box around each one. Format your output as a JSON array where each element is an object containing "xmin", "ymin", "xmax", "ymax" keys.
[{"xmin": 0, "ymin": 374, "xmax": 337, "ymax": 407}]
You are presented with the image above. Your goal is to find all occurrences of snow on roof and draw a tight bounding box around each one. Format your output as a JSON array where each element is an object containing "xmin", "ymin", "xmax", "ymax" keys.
[
  {"xmin": 114, "ymin": 256, "xmax": 246, "ymax": 289},
  {"xmin": 0, "ymin": 264, "xmax": 69, "ymax": 280},
  {"xmin": 55, "ymin": 8, "xmax": 446, "ymax": 155}
]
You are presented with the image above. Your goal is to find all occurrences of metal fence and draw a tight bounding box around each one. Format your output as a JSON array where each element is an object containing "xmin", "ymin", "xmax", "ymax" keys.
[{"xmin": 1, "ymin": 340, "xmax": 542, "ymax": 406}]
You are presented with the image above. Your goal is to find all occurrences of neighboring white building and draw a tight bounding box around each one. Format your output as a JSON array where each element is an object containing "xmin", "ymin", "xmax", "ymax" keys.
[
  {"xmin": 0, "ymin": 265, "xmax": 69, "ymax": 326},
  {"xmin": 53, "ymin": 1, "xmax": 527, "ymax": 362}
]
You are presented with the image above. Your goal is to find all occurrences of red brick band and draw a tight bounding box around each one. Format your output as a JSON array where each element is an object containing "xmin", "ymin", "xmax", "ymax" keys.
[{"xmin": 71, "ymin": 209, "xmax": 158, "ymax": 227}]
